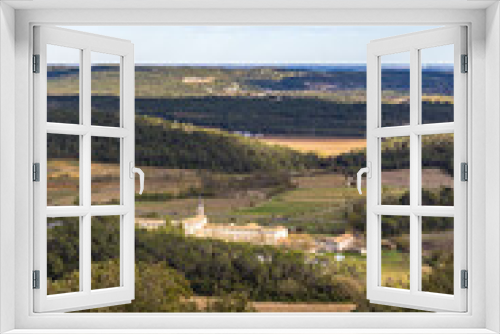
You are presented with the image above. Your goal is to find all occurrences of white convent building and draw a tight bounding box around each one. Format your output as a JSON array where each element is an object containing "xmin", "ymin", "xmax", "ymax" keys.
[{"xmin": 172, "ymin": 200, "xmax": 288, "ymax": 245}]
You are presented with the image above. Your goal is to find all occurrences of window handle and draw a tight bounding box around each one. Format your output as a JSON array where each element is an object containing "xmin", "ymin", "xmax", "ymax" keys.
[
  {"xmin": 357, "ymin": 162, "xmax": 371, "ymax": 195},
  {"xmin": 129, "ymin": 162, "xmax": 144, "ymax": 195}
]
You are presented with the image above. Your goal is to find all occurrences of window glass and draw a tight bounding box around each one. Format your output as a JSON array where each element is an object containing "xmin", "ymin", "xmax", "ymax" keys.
[
  {"xmin": 47, "ymin": 134, "xmax": 80, "ymax": 206},
  {"xmin": 47, "ymin": 217, "xmax": 80, "ymax": 295},
  {"xmin": 421, "ymin": 217, "xmax": 454, "ymax": 294},
  {"xmin": 381, "ymin": 52, "xmax": 410, "ymax": 127},
  {"xmin": 421, "ymin": 45, "xmax": 454, "ymax": 124},
  {"xmin": 92, "ymin": 52, "xmax": 121, "ymax": 127},
  {"xmin": 47, "ymin": 44, "xmax": 80, "ymax": 124},
  {"xmin": 381, "ymin": 215, "xmax": 410, "ymax": 290},
  {"xmin": 91, "ymin": 216, "xmax": 121, "ymax": 290},
  {"xmin": 421, "ymin": 134, "xmax": 454, "ymax": 206},
  {"xmin": 381, "ymin": 137, "xmax": 410, "ymax": 205},
  {"xmin": 91, "ymin": 137, "xmax": 121, "ymax": 205}
]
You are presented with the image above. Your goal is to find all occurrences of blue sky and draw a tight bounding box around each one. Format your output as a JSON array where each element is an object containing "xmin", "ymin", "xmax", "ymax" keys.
[{"xmin": 52, "ymin": 26, "xmax": 453, "ymax": 65}]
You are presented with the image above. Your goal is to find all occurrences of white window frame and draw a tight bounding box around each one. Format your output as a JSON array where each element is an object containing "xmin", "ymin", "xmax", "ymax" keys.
[
  {"xmin": 366, "ymin": 26, "xmax": 467, "ymax": 312},
  {"xmin": 0, "ymin": 4, "xmax": 498, "ymax": 334},
  {"xmin": 33, "ymin": 26, "xmax": 136, "ymax": 313}
]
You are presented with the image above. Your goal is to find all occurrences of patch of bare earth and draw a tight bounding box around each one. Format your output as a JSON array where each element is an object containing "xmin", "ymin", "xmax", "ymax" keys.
[
  {"xmin": 136, "ymin": 196, "xmax": 266, "ymax": 219},
  {"xmin": 48, "ymin": 160, "xmax": 203, "ymax": 205},
  {"xmin": 251, "ymin": 302, "xmax": 356, "ymax": 312},
  {"xmin": 294, "ymin": 173, "xmax": 349, "ymax": 189},
  {"xmin": 187, "ymin": 296, "xmax": 356, "ymax": 312},
  {"xmin": 382, "ymin": 168, "xmax": 453, "ymax": 189}
]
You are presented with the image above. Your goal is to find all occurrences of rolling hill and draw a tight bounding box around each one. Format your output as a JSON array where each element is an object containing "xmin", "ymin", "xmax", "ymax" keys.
[
  {"xmin": 47, "ymin": 65, "xmax": 454, "ymax": 138},
  {"xmin": 47, "ymin": 113, "xmax": 329, "ymax": 173}
]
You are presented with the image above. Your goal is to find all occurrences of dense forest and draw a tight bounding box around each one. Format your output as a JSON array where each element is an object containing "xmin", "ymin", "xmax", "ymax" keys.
[{"xmin": 48, "ymin": 95, "xmax": 453, "ymax": 138}]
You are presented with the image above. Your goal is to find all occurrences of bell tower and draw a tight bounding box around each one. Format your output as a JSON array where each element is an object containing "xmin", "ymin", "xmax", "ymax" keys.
[{"xmin": 197, "ymin": 197, "xmax": 205, "ymax": 216}]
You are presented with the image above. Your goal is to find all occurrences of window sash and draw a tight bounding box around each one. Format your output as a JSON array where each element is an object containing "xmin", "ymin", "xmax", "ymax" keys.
[
  {"xmin": 33, "ymin": 25, "xmax": 135, "ymax": 313},
  {"xmin": 366, "ymin": 26, "xmax": 468, "ymax": 312}
]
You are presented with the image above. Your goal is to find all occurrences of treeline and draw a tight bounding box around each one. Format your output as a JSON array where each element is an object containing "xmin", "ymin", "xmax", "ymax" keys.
[
  {"xmin": 135, "ymin": 116, "xmax": 328, "ymax": 172},
  {"xmin": 48, "ymin": 217, "xmax": 354, "ymax": 304},
  {"xmin": 48, "ymin": 95, "xmax": 453, "ymax": 138},
  {"xmin": 333, "ymin": 134, "xmax": 454, "ymax": 177}
]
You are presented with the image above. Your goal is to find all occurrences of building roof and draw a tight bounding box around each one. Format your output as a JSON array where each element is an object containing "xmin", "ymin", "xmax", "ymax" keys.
[
  {"xmin": 180, "ymin": 214, "xmax": 207, "ymax": 226},
  {"xmin": 135, "ymin": 218, "xmax": 165, "ymax": 225},
  {"xmin": 320, "ymin": 233, "xmax": 355, "ymax": 243}
]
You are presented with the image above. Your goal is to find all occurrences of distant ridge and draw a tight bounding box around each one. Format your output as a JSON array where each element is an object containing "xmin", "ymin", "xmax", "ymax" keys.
[
  {"xmin": 127, "ymin": 63, "xmax": 453, "ymax": 72},
  {"xmin": 49, "ymin": 62, "xmax": 453, "ymax": 72}
]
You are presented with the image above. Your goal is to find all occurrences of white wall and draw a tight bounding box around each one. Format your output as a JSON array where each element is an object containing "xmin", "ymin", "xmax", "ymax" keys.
[
  {"xmin": 485, "ymin": 3, "xmax": 500, "ymax": 333},
  {"xmin": 0, "ymin": 2, "xmax": 16, "ymax": 333}
]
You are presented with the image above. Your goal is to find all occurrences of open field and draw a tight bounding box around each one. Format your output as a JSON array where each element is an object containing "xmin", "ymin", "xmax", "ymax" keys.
[
  {"xmin": 48, "ymin": 160, "xmax": 202, "ymax": 206},
  {"xmin": 259, "ymin": 136, "xmax": 366, "ymax": 157},
  {"xmin": 188, "ymin": 296, "xmax": 357, "ymax": 312},
  {"xmin": 382, "ymin": 168, "xmax": 453, "ymax": 189}
]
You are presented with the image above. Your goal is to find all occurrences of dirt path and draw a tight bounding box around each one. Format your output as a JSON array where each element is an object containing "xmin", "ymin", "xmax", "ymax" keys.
[{"xmin": 251, "ymin": 302, "xmax": 356, "ymax": 312}]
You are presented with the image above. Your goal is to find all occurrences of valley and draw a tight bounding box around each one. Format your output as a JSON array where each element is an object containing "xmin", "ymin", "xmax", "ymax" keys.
[{"xmin": 46, "ymin": 64, "xmax": 455, "ymax": 312}]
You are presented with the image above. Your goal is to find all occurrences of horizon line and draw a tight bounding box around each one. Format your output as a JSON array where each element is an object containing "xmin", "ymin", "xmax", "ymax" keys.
[{"xmin": 47, "ymin": 62, "xmax": 454, "ymax": 67}]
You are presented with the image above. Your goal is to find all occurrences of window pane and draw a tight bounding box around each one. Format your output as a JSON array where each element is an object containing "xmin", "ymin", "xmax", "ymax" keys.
[
  {"xmin": 381, "ymin": 52, "xmax": 410, "ymax": 127},
  {"xmin": 47, "ymin": 134, "xmax": 80, "ymax": 206},
  {"xmin": 47, "ymin": 217, "xmax": 80, "ymax": 295},
  {"xmin": 91, "ymin": 216, "xmax": 121, "ymax": 290},
  {"xmin": 381, "ymin": 137, "xmax": 410, "ymax": 205},
  {"xmin": 421, "ymin": 217, "xmax": 454, "ymax": 294},
  {"xmin": 421, "ymin": 134, "xmax": 454, "ymax": 206},
  {"xmin": 91, "ymin": 52, "xmax": 121, "ymax": 127},
  {"xmin": 47, "ymin": 44, "xmax": 80, "ymax": 124},
  {"xmin": 421, "ymin": 45, "xmax": 454, "ymax": 124},
  {"xmin": 91, "ymin": 137, "xmax": 121, "ymax": 205},
  {"xmin": 381, "ymin": 215, "xmax": 410, "ymax": 290}
]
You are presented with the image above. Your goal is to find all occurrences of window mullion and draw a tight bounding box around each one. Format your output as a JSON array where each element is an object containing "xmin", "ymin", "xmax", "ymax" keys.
[
  {"xmin": 413, "ymin": 123, "xmax": 454, "ymax": 135},
  {"xmin": 78, "ymin": 47, "xmax": 85, "ymax": 293},
  {"xmin": 374, "ymin": 123, "xmax": 454, "ymax": 138},
  {"xmin": 373, "ymin": 205, "xmax": 454, "ymax": 217},
  {"xmin": 82, "ymin": 48, "xmax": 92, "ymax": 294},
  {"xmin": 409, "ymin": 47, "xmax": 420, "ymax": 294}
]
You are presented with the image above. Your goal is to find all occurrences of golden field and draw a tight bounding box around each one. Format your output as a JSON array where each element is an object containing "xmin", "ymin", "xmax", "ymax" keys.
[{"xmin": 258, "ymin": 136, "xmax": 366, "ymax": 157}]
